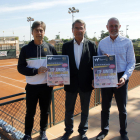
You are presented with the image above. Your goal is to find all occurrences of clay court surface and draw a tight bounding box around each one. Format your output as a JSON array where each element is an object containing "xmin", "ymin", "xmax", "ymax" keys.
[
  {"xmin": 0, "ymin": 59, "xmax": 62, "ymax": 103},
  {"xmin": 0, "ymin": 59, "xmax": 26, "ymax": 102}
]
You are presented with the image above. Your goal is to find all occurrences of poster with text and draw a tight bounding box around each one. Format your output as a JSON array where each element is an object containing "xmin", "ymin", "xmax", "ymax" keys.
[
  {"xmin": 46, "ymin": 55, "xmax": 70, "ymax": 85},
  {"xmin": 0, "ymin": 51, "xmax": 7, "ymax": 56},
  {"xmin": 93, "ymin": 55, "xmax": 118, "ymax": 88}
]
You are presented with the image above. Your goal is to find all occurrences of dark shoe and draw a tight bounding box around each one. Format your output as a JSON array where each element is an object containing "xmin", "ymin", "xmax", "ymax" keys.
[
  {"xmin": 121, "ymin": 134, "xmax": 129, "ymax": 140},
  {"xmin": 22, "ymin": 135, "xmax": 32, "ymax": 140},
  {"xmin": 96, "ymin": 131, "xmax": 108, "ymax": 140},
  {"xmin": 60, "ymin": 132, "xmax": 72, "ymax": 140},
  {"xmin": 80, "ymin": 134, "xmax": 88, "ymax": 140},
  {"xmin": 40, "ymin": 131, "xmax": 48, "ymax": 140}
]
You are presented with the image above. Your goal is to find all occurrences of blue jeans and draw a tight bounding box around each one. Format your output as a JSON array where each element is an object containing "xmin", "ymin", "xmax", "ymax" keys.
[
  {"xmin": 65, "ymin": 89, "xmax": 92, "ymax": 135},
  {"xmin": 101, "ymin": 72, "xmax": 128, "ymax": 135}
]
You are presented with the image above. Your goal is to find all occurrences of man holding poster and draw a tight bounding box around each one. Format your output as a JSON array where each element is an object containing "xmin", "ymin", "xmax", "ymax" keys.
[
  {"xmin": 93, "ymin": 55, "xmax": 118, "ymax": 88},
  {"xmin": 18, "ymin": 21, "xmax": 57, "ymax": 140},
  {"xmin": 96, "ymin": 18, "xmax": 135, "ymax": 140},
  {"xmin": 61, "ymin": 19, "xmax": 97, "ymax": 140}
]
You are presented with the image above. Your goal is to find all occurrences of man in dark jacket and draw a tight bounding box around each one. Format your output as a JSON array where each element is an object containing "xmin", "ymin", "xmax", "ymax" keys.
[
  {"xmin": 17, "ymin": 21, "xmax": 57, "ymax": 140},
  {"xmin": 60, "ymin": 19, "xmax": 97, "ymax": 140}
]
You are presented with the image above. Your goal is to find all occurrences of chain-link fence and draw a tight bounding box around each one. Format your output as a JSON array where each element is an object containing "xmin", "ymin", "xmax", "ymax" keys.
[
  {"xmin": 0, "ymin": 92, "xmax": 55, "ymax": 139},
  {"xmin": 0, "ymin": 89, "xmax": 98, "ymax": 139},
  {"xmin": 0, "ymin": 64, "xmax": 139, "ymax": 140},
  {"xmin": 52, "ymin": 88, "xmax": 100, "ymax": 125},
  {"xmin": 128, "ymin": 63, "xmax": 140, "ymax": 90}
]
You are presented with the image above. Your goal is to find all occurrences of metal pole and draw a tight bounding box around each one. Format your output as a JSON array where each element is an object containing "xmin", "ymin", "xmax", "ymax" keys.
[
  {"xmin": 72, "ymin": 12, "xmax": 74, "ymax": 23},
  {"xmin": 30, "ymin": 21, "xmax": 31, "ymax": 41},
  {"xmin": 27, "ymin": 17, "xmax": 34, "ymax": 41},
  {"xmin": 126, "ymin": 25, "xmax": 129, "ymax": 37},
  {"xmin": 68, "ymin": 7, "xmax": 79, "ymax": 39},
  {"xmin": 126, "ymin": 26, "xmax": 127, "ymax": 37},
  {"xmin": 72, "ymin": 13, "xmax": 75, "ymax": 38}
]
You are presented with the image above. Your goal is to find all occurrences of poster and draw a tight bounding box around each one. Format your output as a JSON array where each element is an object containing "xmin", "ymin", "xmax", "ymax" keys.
[
  {"xmin": 46, "ymin": 55, "xmax": 70, "ymax": 85},
  {"xmin": 93, "ymin": 55, "xmax": 118, "ymax": 88},
  {"xmin": 0, "ymin": 51, "xmax": 7, "ymax": 56}
]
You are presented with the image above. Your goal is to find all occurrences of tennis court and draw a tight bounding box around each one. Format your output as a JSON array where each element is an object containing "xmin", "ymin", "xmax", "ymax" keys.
[
  {"xmin": 0, "ymin": 58, "xmax": 63, "ymax": 103},
  {"xmin": 0, "ymin": 59, "xmax": 26, "ymax": 102}
]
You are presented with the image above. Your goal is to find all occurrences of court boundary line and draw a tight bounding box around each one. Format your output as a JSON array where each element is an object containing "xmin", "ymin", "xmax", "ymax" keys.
[
  {"xmin": 0, "ymin": 75, "xmax": 26, "ymax": 83},
  {"xmin": 0, "ymin": 67, "xmax": 17, "ymax": 70},
  {"xmin": 0, "ymin": 81, "xmax": 25, "ymax": 90},
  {"xmin": 0, "ymin": 64, "xmax": 17, "ymax": 67}
]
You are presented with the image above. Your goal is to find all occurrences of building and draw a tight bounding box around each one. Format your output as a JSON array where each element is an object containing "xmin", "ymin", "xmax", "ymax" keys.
[
  {"xmin": 0, "ymin": 36, "xmax": 19, "ymax": 59},
  {"xmin": 49, "ymin": 39, "xmax": 63, "ymax": 52},
  {"xmin": 49, "ymin": 39, "xmax": 63, "ymax": 46}
]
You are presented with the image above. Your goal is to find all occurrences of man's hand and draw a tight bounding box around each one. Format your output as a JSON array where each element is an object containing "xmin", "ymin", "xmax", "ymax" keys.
[
  {"xmin": 92, "ymin": 80, "xmax": 94, "ymax": 88},
  {"xmin": 117, "ymin": 77, "xmax": 125, "ymax": 89},
  {"xmin": 38, "ymin": 66, "xmax": 49, "ymax": 74},
  {"xmin": 104, "ymin": 53, "xmax": 109, "ymax": 57}
]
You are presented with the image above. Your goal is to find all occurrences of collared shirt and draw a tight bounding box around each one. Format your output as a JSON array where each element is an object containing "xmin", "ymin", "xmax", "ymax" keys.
[
  {"xmin": 74, "ymin": 38, "xmax": 84, "ymax": 69},
  {"xmin": 98, "ymin": 35, "xmax": 135, "ymax": 80}
]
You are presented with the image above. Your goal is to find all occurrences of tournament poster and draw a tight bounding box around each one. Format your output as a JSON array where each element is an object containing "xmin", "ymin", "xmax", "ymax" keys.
[
  {"xmin": 93, "ymin": 55, "xmax": 118, "ymax": 88},
  {"xmin": 46, "ymin": 55, "xmax": 70, "ymax": 85},
  {"xmin": 0, "ymin": 51, "xmax": 7, "ymax": 56}
]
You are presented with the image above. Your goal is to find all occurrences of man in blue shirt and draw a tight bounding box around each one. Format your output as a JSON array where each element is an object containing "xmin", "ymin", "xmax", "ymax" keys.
[{"xmin": 96, "ymin": 17, "xmax": 135, "ymax": 140}]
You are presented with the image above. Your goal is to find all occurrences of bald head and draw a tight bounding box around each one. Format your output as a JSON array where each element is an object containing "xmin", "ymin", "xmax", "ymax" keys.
[
  {"xmin": 106, "ymin": 17, "xmax": 121, "ymax": 40},
  {"xmin": 107, "ymin": 17, "xmax": 120, "ymax": 26}
]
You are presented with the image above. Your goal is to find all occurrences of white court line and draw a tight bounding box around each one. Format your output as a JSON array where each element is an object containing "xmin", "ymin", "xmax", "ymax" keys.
[
  {"xmin": 3, "ymin": 67, "xmax": 17, "ymax": 70},
  {"xmin": 0, "ymin": 81, "xmax": 25, "ymax": 90},
  {"xmin": 0, "ymin": 75, "xmax": 26, "ymax": 83},
  {"xmin": 0, "ymin": 64, "xmax": 17, "ymax": 70},
  {"xmin": 0, "ymin": 64, "xmax": 17, "ymax": 67},
  {"xmin": 0, "ymin": 62, "xmax": 17, "ymax": 64}
]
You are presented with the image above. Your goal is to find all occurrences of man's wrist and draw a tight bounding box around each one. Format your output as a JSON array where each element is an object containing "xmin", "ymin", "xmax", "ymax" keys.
[
  {"xmin": 33, "ymin": 68, "xmax": 38, "ymax": 74},
  {"xmin": 121, "ymin": 77, "xmax": 126, "ymax": 81},
  {"xmin": 122, "ymin": 74, "xmax": 127, "ymax": 81}
]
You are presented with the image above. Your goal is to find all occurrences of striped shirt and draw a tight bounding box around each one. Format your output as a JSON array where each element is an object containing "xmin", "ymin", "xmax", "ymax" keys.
[{"xmin": 98, "ymin": 35, "xmax": 135, "ymax": 80}]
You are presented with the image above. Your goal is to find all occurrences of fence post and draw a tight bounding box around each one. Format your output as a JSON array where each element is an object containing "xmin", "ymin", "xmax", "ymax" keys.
[
  {"xmin": 94, "ymin": 88, "xmax": 101, "ymax": 106},
  {"xmin": 94, "ymin": 89, "xmax": 97, "ymax": 106},
  {"xmin": 51, "ymin": 90, "xmax": 55, "ymax": 125}
]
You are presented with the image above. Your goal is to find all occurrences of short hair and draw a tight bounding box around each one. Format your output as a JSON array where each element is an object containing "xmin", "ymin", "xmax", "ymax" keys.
[
  {"xmin": 72, "ymin": 19, "xmax": 86, "ymax": 29},
  {"xmin": 31, "ymin": 21, "xmax": 46, "ymax": 32},
  {"xmin": 107, "ymin": 17, "xmax": 120, "ymax": 25}
]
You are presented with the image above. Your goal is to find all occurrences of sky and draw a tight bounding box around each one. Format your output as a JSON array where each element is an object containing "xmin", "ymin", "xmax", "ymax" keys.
[{"xmin": 0, "ymin": 0, "xmax": 140, "ymax": 41}]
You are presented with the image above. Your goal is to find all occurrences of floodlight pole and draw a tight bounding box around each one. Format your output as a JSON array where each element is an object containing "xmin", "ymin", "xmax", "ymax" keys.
[
  {"xmin": 126, "ymin": 25, "xmax": 129, "ymax": 37},
  {"xmin": 27, "ymin": 17, "xmax": 34, "ymax": 41},
  {"xmin": 68, "ymin": 7, "xmax": 79, "ymax": 38}
]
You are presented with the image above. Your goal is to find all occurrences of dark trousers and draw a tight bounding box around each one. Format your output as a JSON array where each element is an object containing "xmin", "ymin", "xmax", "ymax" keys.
[
  {"xmin": 65, "ymin": 89, "xmax": 92, "ymax": 135},
  {"xmin": 25, "ymin": 84, "xmax": 53, "ymax": 135},
  {"xmin": 101, "ymin": 72, "xmax": 128, "ymax": 135}
]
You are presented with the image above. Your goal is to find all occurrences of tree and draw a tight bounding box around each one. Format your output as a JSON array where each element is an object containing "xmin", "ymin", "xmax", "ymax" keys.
[
  {"xmin": 137, "ymin": 38, "xmax": 140, "ymax": 42},
  {"xmin": 43, "ymin": 36, "xmax": 49, "ymax": 43},
  {"xmin": 84, "ymin": 31, "xmax": 88, "ymax": 39},
  {"xmin": 55, "ymin": 35, "xmax": 60, "ymax": 39},
  {"xmin": 100, "ymin": 30, "xmax": 105, "ymax": 39},
  {"xmin": 24, "ymin": 41, "xmax": 30, "ymax": 45},
  {"xmin": 92, "ymin": 37, "xmax": 98, "ymax": 42},
  {"xmin": 132, "ymin": 39, "xmax": 137, "ymax": 43},
  {"xmin": 100, "ymin": 31, "xmax": 109, "ymax": 39},
  {"xmin": 133, "ymin": 43, "xmax": 138, "ymax": 48},
  {"xmin": 15, "ymin": 37, "xmax": 19, "ymax": 40},
  {"xmin": 126, "ymin": 35, "xmax": 129, "ymax": 38},
  {"xmin": 62, "ymin": 39, "xmax": 70, "ymax": 43}
]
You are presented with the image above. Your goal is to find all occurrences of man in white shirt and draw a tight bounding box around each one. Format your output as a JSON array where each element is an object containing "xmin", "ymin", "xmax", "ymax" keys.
[
  {"xmin": 96, "ymin": 17, "xmax": 135, "ymax": 140},
  {"xmin": 61, "ymin": 19, "xmax": 97, "ymax": 140}
]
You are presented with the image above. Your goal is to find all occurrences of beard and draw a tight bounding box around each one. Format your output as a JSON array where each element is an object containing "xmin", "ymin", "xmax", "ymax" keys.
[{"xmin": 110, "ymin": 31, "xmax": 119, "ymax": 37}]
